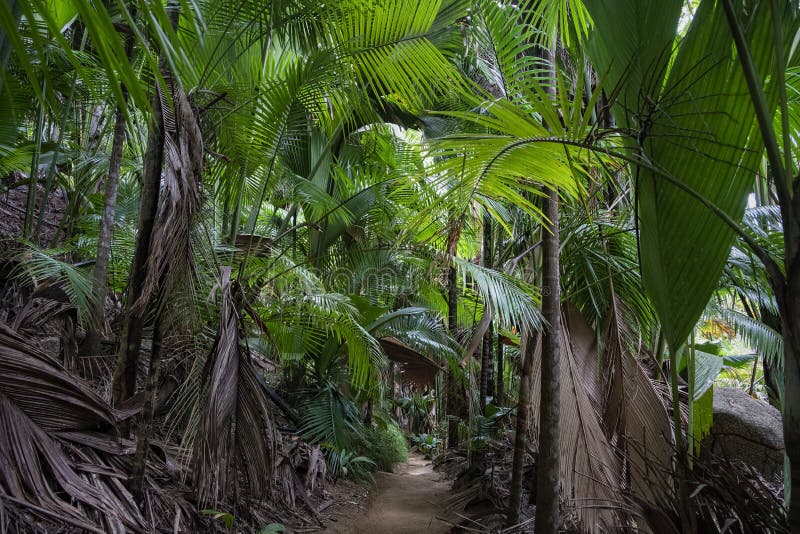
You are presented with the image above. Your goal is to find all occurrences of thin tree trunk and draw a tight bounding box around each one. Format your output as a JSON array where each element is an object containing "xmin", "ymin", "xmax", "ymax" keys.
[
  {"xmin": 506, "ymin": 330, "xmax": 537, "ymax": 526},
  {"xmin": 110, "ymin": 1, "xmax": 173, "ymax": 405},
  {"xmin": 480, "ymin": 325, "xmax": 493, "ymax": 407},
  {"xmin": 23, "ymin": 86, "xmax": 45, "ymax": 240},
  {"xmin": 84, "ymin": 8, "xmax": 136, "ymax": 354},
  {"xmin": 446, "ymin": 262, "xmax": 464, "ymax": 449},
  {"xmin": 668, "ymin": 343, "xmax": 693, "ymax": 532},
  {"xmin": 129, "ymin": 306, "xmax": 164, "ymax": 501},
  {"xmin": 496, "ymin": 334, "xmax": 504, "ymax": 405},
  {"xmin": 776, "ymin": 264, "xmax": 800, "ymax": 529},
  {"xmin": 534, "ymin": 187, "xmax": 561, "ymax": 533},
  {"xmin": 111, "ymin": 88, "xmax": 164, "ymax": 406},
  {"xmin": 128, "ymin": 1, "xmax": 180, "ymax": 499},
  {"xmin": 83, "ymin": 105, "xmax": 126, "ymax": 354},
  {"xmin": 479, "ymin": 211, "xmax": 494, "ymax": 409}
]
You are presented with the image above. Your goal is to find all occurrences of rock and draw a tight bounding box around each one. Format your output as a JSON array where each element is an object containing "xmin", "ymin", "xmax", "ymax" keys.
[{"xmin": 703, "ymin": 387, "xmax": 784, "ymax": 478}]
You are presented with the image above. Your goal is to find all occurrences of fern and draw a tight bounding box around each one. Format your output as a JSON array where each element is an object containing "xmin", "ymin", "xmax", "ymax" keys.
[{"xmin": 12, "ymin": 244, "xmax": 96, "ymax": 328}]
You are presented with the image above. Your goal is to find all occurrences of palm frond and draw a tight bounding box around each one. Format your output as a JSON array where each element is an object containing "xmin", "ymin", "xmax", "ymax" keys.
[
  {"xmin": 11, "ymin": 244, "xmax": 96, "ymax": 328},
  {"xmin": 454, "ymin": 256, "xmax": 542, "ymax": 330},
  {"xmin": 720, "ymin": 308, "xmax": 783, "ymax": 367},
  {"xmin": 191, "ymin": 267, "xmax": 277, "ymax": 507},
  {"xmin": 0, "ymin": 325, "xmax": 144, "ymax": 532}
]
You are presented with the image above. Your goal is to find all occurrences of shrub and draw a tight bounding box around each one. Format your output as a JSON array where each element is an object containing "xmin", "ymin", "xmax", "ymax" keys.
[
  {"xmin": 363, "ymin": 421, "xmax": 408, "ymax": 472},
  {"xmin": 410, "ymin": 433, "xmax": 441, "ymax": 460}
]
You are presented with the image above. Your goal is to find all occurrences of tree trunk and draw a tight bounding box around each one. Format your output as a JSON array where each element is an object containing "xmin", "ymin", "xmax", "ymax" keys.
[
  {"xmin": 83, "ymin": 105, "xmax": 126, "ymax": 354},
  {"xmin": 479, "ymin": 211, "xmax": 494, "ymax": 409},
  {"xmin": 84, "ymin": 6, "xmax": 136, "ymax": 356},
  {"xmin": 534, "ymin": 187, "xmax": 561, "ymax": 533},
  {"xmin": 446, "ymin": 262, "xmax": 465, "ymax": 449},
  {"xmin": 23, "ymin": 88, "xmax": 45, "ymax": 240},
  {"xmin": 111, "ymin": 87, "xmax": 164, "ymax": 406},
  {"xmin": 777, "ymin": 264, "xmax": 800, "ymax": 529},
  {"xmin": 506, "ymin": 330, "xmax": 537, "ymax": 526},
  {"xmin": 110, "ymin": 1, "xmax": 174, "ymax": 406},
  {"xmin": 127, "ymin": 1, "xmax": 180, "ymax": 499},
  {"xmin": 496, "ymin": 334, "xmax": 504, "ymax": 405},
  {"xmin": 480, "ymin": 324, "xmax": 493, "ymax": 408},
  {"xmin": 129, "ymin": 308, "xmax": 164, "ymax": 502}
]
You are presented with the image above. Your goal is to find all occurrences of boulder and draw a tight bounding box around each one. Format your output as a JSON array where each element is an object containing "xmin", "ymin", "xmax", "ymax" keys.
[{"xmin": 703, "ymin": 387, "xmax": 784, "ymax": 479}]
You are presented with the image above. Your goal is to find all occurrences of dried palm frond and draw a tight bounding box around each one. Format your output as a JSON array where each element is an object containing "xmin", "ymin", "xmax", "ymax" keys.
[
  {"xmin": 0, "ymin": 324, "xmax": 114, "ymax": 431},
  {"xmin": 0, "ymin": 325, "xmax": 143, "ymax": 532},
  {"xmin": 631, "ymin": 447, "xmax": 787, "ymax": 533},
  {"xmin": 191, "ymin": 267, "xmax": 278, "ymax": 507},
  {"xmin": 530, "ymin": 309, "xmax": 625, "ymax": 530},
  {"xmin": 134, "ymin": 82, "xmax": 203, "ymax": 317},
  {"xmin": 594, "ymin": 296, "xmax": 674, "ymax": 508}
]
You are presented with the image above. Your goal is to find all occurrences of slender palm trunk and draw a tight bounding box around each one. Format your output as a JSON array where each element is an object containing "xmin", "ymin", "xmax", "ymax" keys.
[
  {"xmin": 496, "ymin": 335, "xmax": 504, "ymax": 405},
  {"xmin": 446, "ymin": 262, "xmax": 464, "ymax": 449},
  {"xmin": 84, "ymin": 12, "xmax": 135, "ymax": 354},
  {"xmin": 111, "ymin": 87, "xmax": 164, "ymax": 406},
  {"xmin": 129, "ymin": 306, "xmax": 164, "ymax": 501},
  {"xmin": 128, "ymin": 2, "xmax": 181, "ymax": 499},
  {"xmin": 534, "ymin": 187, "xmax": 561, "ymax": 533},
  {"xmin": 479, "ymin": 212, "xmax": 494, "ymax": 409},
  {"xmin": 506, "ymin": 330, "xmax": 537, "ymax": 526},
  {"xmin": 84, "ymin": 105, "xmax": 126, "ymax": 353},
  {"xmin": 480, "ymin": 326, "xmax": 493, "ymax": 407},
  {"xmin": 23, "ymin": 89, "xmax": 45, "ymax": 240},
  {"xmin": 776, "ymin": 261, "xmax": 800, "ymax": 528}
]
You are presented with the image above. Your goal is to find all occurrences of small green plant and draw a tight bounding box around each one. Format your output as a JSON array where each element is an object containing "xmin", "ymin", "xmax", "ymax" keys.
[
  {"xmin": 328, "ymin": 448, "xmax": 376, "ymax": 482},
  {"xmin": 201, "ymin": 509, "xmax": 235, "ymax": 529},
  {"xmin": 410, "ymin": 433, "xmax": 441, "ymax": 459},
  {"xmin": 469, "ymin": 403, "xmax": 513, "ymax": 451}
]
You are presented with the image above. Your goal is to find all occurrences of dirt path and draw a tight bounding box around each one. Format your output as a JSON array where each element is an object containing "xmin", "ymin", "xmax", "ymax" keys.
[{"xmin": 322, "ymin": 453, "xmax": 452, "ymax": 534}]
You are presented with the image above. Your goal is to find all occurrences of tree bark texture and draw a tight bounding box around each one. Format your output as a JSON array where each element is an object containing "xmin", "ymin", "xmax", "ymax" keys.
[
  {"xmin": 111, "ymin": 85, "xmax": 164, "ymax": 406},
  {"xmin": 534, "ymin": 188, "xmax": 561, "ymax": 533},
  {"xmin": 506, "ymin": 330, "xmax": 538, "ymax": 526}
]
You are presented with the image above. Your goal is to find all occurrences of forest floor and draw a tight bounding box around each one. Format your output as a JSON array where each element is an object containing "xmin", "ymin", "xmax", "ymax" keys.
[{"xmin": 321, "ymin": 453, "xmax": 454, "ymax": 534}]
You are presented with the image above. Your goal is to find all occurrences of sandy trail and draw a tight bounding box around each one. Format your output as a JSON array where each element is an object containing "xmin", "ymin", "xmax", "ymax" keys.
[{"xmin": 322, "ymin": 453, "xmax": 452, "ymax": 534}]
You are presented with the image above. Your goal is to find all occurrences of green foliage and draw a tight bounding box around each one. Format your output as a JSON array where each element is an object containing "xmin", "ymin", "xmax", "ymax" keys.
[
  {"xmin": 692, "ymin": 387, "xmax": 714, "ymax": 455},
  {"xmin": 201, "ymin": 509, "xmax": 235, "ymax": 529},
  {"xmin": 587, "ymin": 0, "xmax": 789, "ymax": 353},
  {"xmin": 410, "ymin": 433, "xmax": 442, "ymax": 460},
  {"xmin": 11, "ymin": 244, "xmax": 96, "ymax": 328},
  {"xmin": 298, "ymin": 381, "xmax": 364, "ymax": 452},
  {"xmin": 362, "ymin": 420, "xmax": 408, "ymax": 472},
  {"xmin": 395, "ymin": 391, "xmax": 435, "ymax": 434},
  {"xmin": 327, "ymin": 448, "xmax": 376, "ymax": 483},
  {"xmin": 469, "ymin": 403, "xmax": 512, "ymax": 452}
]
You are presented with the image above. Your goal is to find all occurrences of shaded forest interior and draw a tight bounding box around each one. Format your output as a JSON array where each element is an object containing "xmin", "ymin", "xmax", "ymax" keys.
[{"xmin": 0, "ymin": 1, "xmax": 799, "ymax": 533}]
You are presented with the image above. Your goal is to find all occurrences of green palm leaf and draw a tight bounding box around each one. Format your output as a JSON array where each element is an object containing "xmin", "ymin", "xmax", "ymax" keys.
[{"xmin": 586, "ymin": 0, "xmax": 790, "ymax": 351}]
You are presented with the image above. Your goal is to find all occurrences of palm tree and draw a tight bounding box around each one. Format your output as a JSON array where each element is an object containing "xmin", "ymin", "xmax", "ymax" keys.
[
  {"xmin": 2, "ymin": 0, "xmax": 797, "ymax": 531},
  {"xmin": 584, "ymin": 0, "xmax": 800, "ymax": 524}
]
